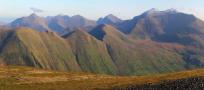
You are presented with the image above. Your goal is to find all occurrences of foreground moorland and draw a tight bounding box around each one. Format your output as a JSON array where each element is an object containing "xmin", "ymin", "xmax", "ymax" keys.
[{"xmin": 1, "ymin": 66, "xmax": 204, "ymax": 90}]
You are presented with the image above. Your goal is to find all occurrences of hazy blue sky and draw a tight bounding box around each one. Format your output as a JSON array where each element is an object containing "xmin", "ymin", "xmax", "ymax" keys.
[{"xmin": 0, "ymin": 0, "xmax": 203, "ymax": 23}]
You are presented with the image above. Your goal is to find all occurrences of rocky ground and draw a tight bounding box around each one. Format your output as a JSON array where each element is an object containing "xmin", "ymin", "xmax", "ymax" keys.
[{"xmin": 112, "ymin": 77, "xmax": 204, "ymax": 90}]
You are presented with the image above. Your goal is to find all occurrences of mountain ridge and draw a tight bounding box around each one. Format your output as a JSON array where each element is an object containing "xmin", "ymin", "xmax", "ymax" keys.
[
  {"xmin": 97, "ymin": 14, "xmax": 123, "ymax": 25},
  {"xmin": 1, "ymin": 9, "xmax": 204, "ymax": 76}
]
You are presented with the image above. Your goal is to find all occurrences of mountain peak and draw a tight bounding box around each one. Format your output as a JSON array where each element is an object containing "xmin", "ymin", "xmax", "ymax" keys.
[
  {"xmin": 105, "ymin": 14, "xmax": 122, "ymax": 21},
  {"xmin": 47, "ymin": 15, "xmax": 70, "ymax": 21},
  {"xmin": 29, "ymin": 13, "xmax": 39, "ymax": 18},
  {"xmin": 53, "ymin": 14, "xmax": 69, "ymax": 18},
  {"xmin": 146, "ymin": 8, "xmax": 158, "ymax": 12},
  {"xmin": 144, "ymin": 8, "xmax": 159, "ymax": 14},
  {"xmin": 71, "ymin": 15, "xmax": 84, "ymax": 19},
  {"xmin": 142, "ymin": 8, "xmax": 178, "ymax": 17},
  {"xmin": 106, "ymin": 14, "xmax": 117, "ymax": 19},
  {"xmin": 97, "ymin": 14, "xmax": 122, "ymax": 24},
  {"xmin": 163, "ymin": 8, "xmax": 178, "ymax": 13},
  {"xmin": 10, "ymin": 13, "xmax": 50, "ymax": 32}
]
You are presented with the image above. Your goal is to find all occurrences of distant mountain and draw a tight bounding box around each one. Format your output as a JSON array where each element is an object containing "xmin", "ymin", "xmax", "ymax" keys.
[
  {"xmin": 115, "ymin": 9, "xmax": 204, "ymax": 49},
  {"xmin": 114, "ymin": 9, "xmax": 204, "ymax": 70},
  {"xmin": 97, "ymin": 14, "xmax": 122, "ymax": 25},
  {"xmin": 46, "ymin": 15, "xmax": 97, "ymax": 33},
  {"xmin": 117, "ymin": 9, "xmax": 204, "ymax": 42},
  {"xmin": 10, "ymin": 13, "xmax": 51, "ymax": 32},
  {"xmin": 65, "ymin": 15, "xmax": 96, "ymax": 29},
  {"xmin": 10, "ymin": 14, "xmax": 97, "ymax": 34},
  {"xmin": 46, "ymin": 15, "xmax": 70, "ymax": 34}
]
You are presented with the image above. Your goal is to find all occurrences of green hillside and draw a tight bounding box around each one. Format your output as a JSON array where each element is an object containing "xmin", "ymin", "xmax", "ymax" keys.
[
  {"xmin": 0, "ymin": 26, "xmax": 204, "ymax": 76},
  {"xmin": 90, "ymin": 24, "xmax": 193, "ymax": 75},
  {"xmin": 65, "ymin": 29, "xmax": 117, "ymax": 75},
  {"xmin": 0, "ymin": 27, "xmax": 81, "ymax": 71}
]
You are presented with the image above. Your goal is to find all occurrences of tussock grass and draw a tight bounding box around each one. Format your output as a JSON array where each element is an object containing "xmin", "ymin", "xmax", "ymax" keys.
[{"xmin": 1, "ymin": 66, "xmax": 204, "ymax": 90}]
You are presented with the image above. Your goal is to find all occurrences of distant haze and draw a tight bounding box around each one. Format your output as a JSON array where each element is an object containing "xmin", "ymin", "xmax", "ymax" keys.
[{"xmin": 0, "ymin": 0, "xmax": 203, "ymax": 22}]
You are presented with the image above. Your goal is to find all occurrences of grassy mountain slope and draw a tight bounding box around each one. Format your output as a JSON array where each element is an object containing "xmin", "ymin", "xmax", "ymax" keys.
[
  {"xmin": 126, "ymin": 10, "xmax": 204, "ymax": 70},
  {"xmin": 0, "ymin": 27, "xmax": 118, "ymax": 75},
  {"xmin": 90, "ymin": 24, "xmax": 189, "ymax": 75},
  {"xmin": 0, "ymin": 25, "xmax": 204, "ymax": 76},
  {"xmin": 65, "ymin": 29, "xmax": 118, "ymax": 75},
  {"xmin": 0, "ymin": 28, "xmax": 81, "ymax": 71},
  {"xmin": 1, "ymin": 66, "xmax": 204, "ymax": 90}
]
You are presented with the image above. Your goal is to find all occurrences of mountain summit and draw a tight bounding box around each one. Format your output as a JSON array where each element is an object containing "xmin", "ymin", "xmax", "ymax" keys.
[
  {"xmin": 29, "ymin": 13, "xmax": 39, "ymax": 18},
  {"xmin": 10, "ymin": 14, "xmax": 97, "ymax": 34},
  {"xmin": 143, "ymin": 8, "xmax": 177, "ymax": 16},
  {"xmin": 10, "ymin": 13, "xmax": 51, "ymax": 32},
  {"xmin": 97, "ymin": 14, "xmax": 122, "ymax": 25}
]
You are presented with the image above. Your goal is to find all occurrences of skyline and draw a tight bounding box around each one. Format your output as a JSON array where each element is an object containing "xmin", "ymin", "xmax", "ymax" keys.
[{"xmin": 0, "ymin": 0, "xmax": 203, "ymax": 23}]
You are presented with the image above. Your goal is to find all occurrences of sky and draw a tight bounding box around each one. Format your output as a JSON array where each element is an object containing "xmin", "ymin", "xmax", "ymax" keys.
[{"xmin": 0, "ymin": 0, "xmax": 203, "ymax": 23}]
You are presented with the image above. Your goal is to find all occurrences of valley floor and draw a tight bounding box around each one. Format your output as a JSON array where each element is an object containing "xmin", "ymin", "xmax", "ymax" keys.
[{"xmin": 1, "ymin": 66, "xmax": 204, "ymax": 90}]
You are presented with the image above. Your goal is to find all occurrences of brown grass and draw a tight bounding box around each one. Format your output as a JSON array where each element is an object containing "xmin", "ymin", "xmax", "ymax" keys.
[{"xmin": 0, "ymin": 66, "xmax": 204, "ymax": 90}]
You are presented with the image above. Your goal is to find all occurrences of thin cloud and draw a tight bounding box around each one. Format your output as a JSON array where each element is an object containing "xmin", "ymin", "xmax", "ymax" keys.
[{"xmin": 30, "ymin": 7, "xmax": 44, "ymax": 13}]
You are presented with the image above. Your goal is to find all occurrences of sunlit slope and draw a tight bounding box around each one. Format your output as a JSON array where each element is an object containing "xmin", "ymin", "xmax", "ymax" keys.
[
  {"xmin": 90, "ymin": 24, "xmax": 188, "ymax": 75},
  {"xmin": 0, "ymin": 28, "xmax": 81, "ymax": 71},
  {"xmin": 1, "ymin": 66, "xmax": 204, "ymax": 90},
  {"xmin": 0, "ymin": 26, "xmax": 203, "ymax": 76},
  {"xmin": 65, "ymin": 29, "xmax": 118, "ymax": 75}
]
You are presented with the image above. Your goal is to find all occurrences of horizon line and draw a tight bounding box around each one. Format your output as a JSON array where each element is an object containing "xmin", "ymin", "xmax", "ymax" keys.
[{"xmin": 0, "ymin": 8, "xmax": 202, "ymax": 24}]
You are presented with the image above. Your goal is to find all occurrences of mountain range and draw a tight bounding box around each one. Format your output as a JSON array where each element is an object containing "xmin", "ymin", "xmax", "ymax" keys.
[
  {"xmin": 10, "ymin": 13, "xmax": 96, "ymax": 35},
  {"xmin": 0, "ymin": 9, "xmax": 204, "ymax": 76}
]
